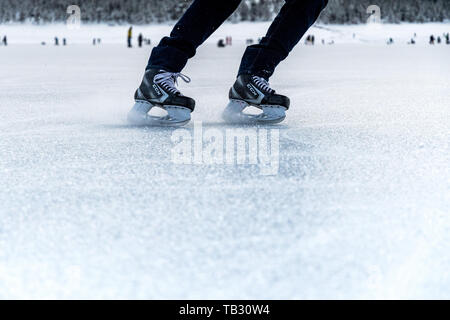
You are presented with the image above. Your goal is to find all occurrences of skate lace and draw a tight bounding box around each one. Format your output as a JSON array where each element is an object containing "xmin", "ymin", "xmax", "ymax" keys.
[
  {"xmin": 252, "ymin": 76, "xmax": 275, "ymax": 95},
  {"xmin": 154, "ymin": 71, "xmax": 191, "ymax": 95}
]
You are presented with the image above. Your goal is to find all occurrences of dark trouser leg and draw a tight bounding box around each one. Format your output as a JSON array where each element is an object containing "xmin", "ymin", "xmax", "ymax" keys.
[
  {"xmin": 147, "ymin": 0, "xmax": 242, "ymax": 72},
  {"xmin": 238, "ymin": 0, "xmax": 328, "ymax": 79}
]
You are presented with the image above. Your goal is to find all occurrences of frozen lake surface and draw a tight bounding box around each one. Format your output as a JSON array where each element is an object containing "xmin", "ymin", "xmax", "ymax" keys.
[{"xmin": 0, "ymin": 23, "xmax": 449, "ymax": 299}]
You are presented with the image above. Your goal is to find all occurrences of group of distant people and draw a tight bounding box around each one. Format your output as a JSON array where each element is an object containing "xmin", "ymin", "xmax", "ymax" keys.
[
  {"xmin": 41, "ymin": 37, "xmax": 101, "ymax": 46},
  {"xmin": 308, "ymin": 35, "xmax": 335, "ymax": 45},
  {"xmin": 127, "ymin": 27, "xmax": 151, "ymax": 48},
  {"xmin": 246, "ymin": 37, "xmax": 264, "ymax": 45},
  {"xmin": 429, "ymin": 33, "xmax": 450, "ymax": 45},
  {"xmin": 405, "ymin": 32, "xmax": 450, "ymax": 45},
  {"xmin": 1, "ymin": 30, "xmax": 152, "ymax": 47},
  {"xmin": 217, "ymin": 36, "xmax": 233, "ymax": 48},
  {"xmin": 53, "ymin": 37, "xmax": 67, "ymax": 46},
  {"xmin": 245, "ymin": 34, "xmax": 334, "ymax": 47},
  {"xmin": 39, "ymin": 37, "xmax": 68, "ymax": 46},
  {"xmin": 4, "ymin": 28, "xmax": 449, "ymax": 49}
]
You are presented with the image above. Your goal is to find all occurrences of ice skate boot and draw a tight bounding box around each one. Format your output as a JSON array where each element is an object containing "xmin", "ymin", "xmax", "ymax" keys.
[
  {"xmin": 128, "ymin": 69, "xmax": 195, "ymax": 126},
  {"xmin": 223, "ymin": 74, "xmax": 289, "ymax": 124}
]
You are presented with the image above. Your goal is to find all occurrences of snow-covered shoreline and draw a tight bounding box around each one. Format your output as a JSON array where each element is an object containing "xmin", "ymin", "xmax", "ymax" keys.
[{"xmin": 1, "ymin": 22, "xmax": 449, "ymax": 45}]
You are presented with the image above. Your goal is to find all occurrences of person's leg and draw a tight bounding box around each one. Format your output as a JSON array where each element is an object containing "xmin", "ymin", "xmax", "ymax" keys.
[
  {"xmin": 147, "ymin": 0, "xmax": 242, "ymax": 72},
  {"xmin": 238, "ymin": 0, "xmax": 328, "ymax": 80}
]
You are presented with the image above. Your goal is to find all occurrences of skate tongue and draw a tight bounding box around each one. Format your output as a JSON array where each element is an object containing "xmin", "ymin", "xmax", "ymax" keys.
[
  {"xmin": 155, "ymin": 71, "xmax": 191, "ymax": 95},
  {"xmin": 252, "ymin": 76, "xmax": 275, "ymax": 95}
]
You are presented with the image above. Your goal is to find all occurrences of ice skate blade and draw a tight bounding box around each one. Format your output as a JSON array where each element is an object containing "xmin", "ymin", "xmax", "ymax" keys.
[
  {"xmin": 128, "ymin": 101, "xmax": 191, "ymax": 127},
  {"xmin": 223, "ymin": 100, "xmax": 286, "ymax": 124}
]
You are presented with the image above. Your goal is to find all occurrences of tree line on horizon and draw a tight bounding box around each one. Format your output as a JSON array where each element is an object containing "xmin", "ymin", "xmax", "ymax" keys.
[{"xmin": 0, "ymin": 0, "xmax": 448, "ymax": 24}]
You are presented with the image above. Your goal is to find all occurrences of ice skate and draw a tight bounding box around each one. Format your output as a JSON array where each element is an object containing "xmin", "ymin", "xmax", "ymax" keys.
[
  {"xmin": 223, "ymin": 74, "xmax": 290, "ymax": 124},
  {"xmin": 128, "ymin": 69, "xmax": 195, "ymax": 127}
]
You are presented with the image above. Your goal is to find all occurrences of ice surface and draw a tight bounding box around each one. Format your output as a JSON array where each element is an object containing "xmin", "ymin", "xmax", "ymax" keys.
[{"xmin": 0, "ymin": 23, "xmax": 449, "ymax": 299}]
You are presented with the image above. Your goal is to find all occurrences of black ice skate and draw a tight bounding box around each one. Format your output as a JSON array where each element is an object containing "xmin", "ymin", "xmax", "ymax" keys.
[
  {"xmin": 128, "ymin": 69, "xmax": 195, "ymax": 126},
  {"xmin": 223, "ymin": 74, "xmax": 290, "ymax": 124}
]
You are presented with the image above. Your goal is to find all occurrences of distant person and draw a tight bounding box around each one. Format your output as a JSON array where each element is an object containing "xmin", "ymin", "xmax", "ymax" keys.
[
  {"xmin": 226, "ymin": 36, "xmax": 232, "ymax": 46},
  {"xmin": 138, "ymin": 33, "xmax": 143, "ymax": 48},
  {"xmin": 93, "ymin": 38, "xmax": 96, "ymax": 46},
  {"xmin": 97, "ymin": 38, "xmax": 101, "ymax": 44},
  {"xmin": 437, "ymin": 36, "xmax": 441, "ymax": 44},
  {"xmin": 305, "ymin": 35, "xmax": 315, "ymax": 45},
  {"xmin": 407, "ymin": 38, "xmax": 415, "ymax": 45},
  {"xmin": 127, "ymin": 0, "xmax": 329, "ymax": 126},
  {"xmin": 2, "ymin": 35, "xmax": 7, "ymax": 46},
  {"xmin": 446, "ymin": 33, "xmax": 450, "ymax": 44},
  {"xmin": 127, "ymin": 27, "xmax": 133, "ymax": 48},
  {"xmin": 387, "ymin": 38, "xmax": 394, "ymax": 45},
  {"xmin": 305, "ymin": 35, "xmax": 310, "ymax": 45},
  {"xmin": 63, "ymin": 38, "xmax": 67, "ymax": 46},
  {"xmin": 217, "ymin": 39, "xmax": 226, "ymax": 48},
  {"xmin": 429, "ymin": 35, "xmax": 435, "ymax": 45},
  {"xmin": 55, "ymin": 37, "xmax": 59, "ymax": 46},
  {"xmin": 311, "ymin": 35, "xmax": 315, "ymax": 45}
]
